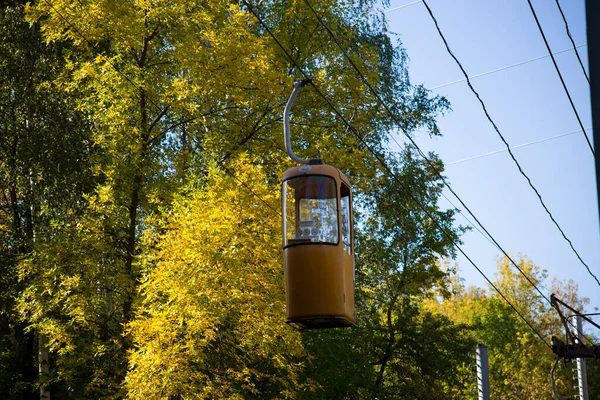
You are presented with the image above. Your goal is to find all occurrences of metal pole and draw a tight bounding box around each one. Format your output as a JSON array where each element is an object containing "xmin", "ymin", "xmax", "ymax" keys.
[
  {"xmin": 576, "ymin": 316, "xmax": 589, "ymax": 400},
  {"xmin": 476, "ymin": 344, "xmax": 490, "ymax": 400}
]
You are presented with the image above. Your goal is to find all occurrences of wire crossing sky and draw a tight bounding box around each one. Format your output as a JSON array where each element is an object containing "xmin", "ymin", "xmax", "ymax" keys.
[
  {"xmin": 524, "ymin": 0, "xmax": 594, "ymax": 156},
  {"xmin": 553, "ymin": 0, "xmax": 590, "ymax": 84},
  {"xmin": 428, "ymin": 44, "xmax": 587, "ymax": 91},
  {"xmin": 302, "ymin": 0, "xmax": 556, "ymax": 311},
  {"xmin": 383, "ymin": 0, "xmax": 599, "ymax": 314},
  {"xmin": 421, "ymin": 0, "xmax": 600, "ymax": 289},
  {"xmin": 303, "ymin": 0, "xmax": 591, "ymax": 344}
]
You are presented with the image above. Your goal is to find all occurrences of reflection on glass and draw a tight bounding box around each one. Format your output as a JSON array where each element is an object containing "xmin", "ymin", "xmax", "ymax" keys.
[
  {"xmin": 341, "ymin": 184, "xmax": 351, "ymax": 254},
  {"xmin": 299, "ymin": 198, "xmax": 337, "ymax": 243},
  {"xmin": 283, "ymin": 183, "xmax": 297, "ymax": 244},
  {"xmin": 284, "ymin": 176, "xmax": 338, "ymax": 246}
]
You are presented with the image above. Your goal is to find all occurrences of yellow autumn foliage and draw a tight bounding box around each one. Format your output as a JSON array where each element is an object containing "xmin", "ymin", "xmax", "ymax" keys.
[{"xmin": 126, "ymin": 157, "xmax": 308, "ymax": 398}]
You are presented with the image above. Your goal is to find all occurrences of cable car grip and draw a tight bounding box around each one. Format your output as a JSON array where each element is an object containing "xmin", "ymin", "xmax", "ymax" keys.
[{"xmin": 284, "ymin": 79, "xmax": 323, "ymax": 165}]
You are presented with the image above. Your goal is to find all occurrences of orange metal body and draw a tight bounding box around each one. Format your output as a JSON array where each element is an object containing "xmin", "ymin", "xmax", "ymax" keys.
[{"xmin": 282, "ymin": 164, "xmax": 355, "ymax": 330}]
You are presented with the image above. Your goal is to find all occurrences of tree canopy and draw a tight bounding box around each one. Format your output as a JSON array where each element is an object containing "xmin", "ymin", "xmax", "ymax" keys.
[{"xmin": 0, "ymin": 0, "xmax": 595, "ymax": 399}]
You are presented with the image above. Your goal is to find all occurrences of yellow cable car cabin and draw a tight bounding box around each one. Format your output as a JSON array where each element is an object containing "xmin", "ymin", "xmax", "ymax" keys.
[{"xmin": 282, "ymin": 164, "xmax": 356, "ymax": 330}]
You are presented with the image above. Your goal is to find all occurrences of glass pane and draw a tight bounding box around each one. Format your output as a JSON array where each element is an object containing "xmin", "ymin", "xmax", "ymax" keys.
[
  {"xmin": 341, "ymin": 184, "xmax": 351, "ymax": 254},
  {"xmin": 284, "ymin": 176, "xmax": 338, "ymax": 246}
]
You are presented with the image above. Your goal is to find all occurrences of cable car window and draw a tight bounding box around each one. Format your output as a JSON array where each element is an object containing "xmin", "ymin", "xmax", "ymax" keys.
[
  {"xmin": 283, "ymin": 176, "xmax": 339, "ymax": 247},
  {"xmin": 341, "ymin": 183, "xmax": 352, "ymax": 254}
]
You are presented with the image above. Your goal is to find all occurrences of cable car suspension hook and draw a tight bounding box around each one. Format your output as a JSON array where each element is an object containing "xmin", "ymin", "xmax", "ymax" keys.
[{"xmin": 284, "ymin": 79, "xmax": 323, "ymax": 165}]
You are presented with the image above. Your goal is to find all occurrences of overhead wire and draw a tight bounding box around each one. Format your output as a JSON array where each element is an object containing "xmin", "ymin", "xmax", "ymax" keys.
[
  {"xmin": 302, "ymin": 0, "xmax": 552, "ymax": 306},
  {"xmin": 429, "ymin": 44, "xmax": 588, "ymax": 91},
  {"xmin": 384, "ymin": 0, "xmax": 422, "ymax": 14},
  {"xmin": 525, "ymin": 0, "xmax": 594, "ymax": 156},
  {"xmin": 302, "ymin": 0, "xmax": 592, "ymax": 346},
  {"xmin": 242, "ymin": 0, "xmax": 551, "ymax": 349},
  {"xmin": 420, "ymin": 0, "xmax": 600, "ymax": 290},
  {"xmin": 551, "ymin": 358, "xmax": 569, "ymax": 400},
  {"xmin": 308, "ymin": 0, "xmax": 595, "ymax": 347},
  {"xmin": 445, "ymin": 128, "xmax": 589, "ymax": 166},
  {"xmin": 384, "ymin": 142, "xmax": 504, "ymax": 267},
  {"xmin": 553, "ymin": 0, "xmax": 590, "ymax": 84}
]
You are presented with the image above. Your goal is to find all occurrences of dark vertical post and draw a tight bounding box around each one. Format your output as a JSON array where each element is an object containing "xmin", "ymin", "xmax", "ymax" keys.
[{"xmin": 586, "ymin": 0, "xmax": 600, "ymax": 223}]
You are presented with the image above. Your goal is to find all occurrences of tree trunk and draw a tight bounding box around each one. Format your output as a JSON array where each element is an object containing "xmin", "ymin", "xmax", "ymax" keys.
[
  {"xmin": 373, "ymin": 296, "xmax": 398, "ymax": 399},
  {"xmin": 39, "ymin": 334, "xmax": 50, "ymax": 400}
]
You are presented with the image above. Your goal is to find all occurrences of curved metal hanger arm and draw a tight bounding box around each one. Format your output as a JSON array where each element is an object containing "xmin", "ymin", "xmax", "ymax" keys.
[{"xmin": 283, "ymin": 79, "xmax": 323, "ymax": 165}]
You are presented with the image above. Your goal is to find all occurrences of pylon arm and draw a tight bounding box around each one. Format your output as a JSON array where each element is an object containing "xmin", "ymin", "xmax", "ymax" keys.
[
  {"xmin": 552, "ymin": 337, "xmax": 600, "ymax": 360},
  {"xmin": 549, "ymin": 296, "xmax": 596, "ymax": 400},
  {"xmin": 551, "ymin": 294, "xmax": 600, "ymax": 333}
]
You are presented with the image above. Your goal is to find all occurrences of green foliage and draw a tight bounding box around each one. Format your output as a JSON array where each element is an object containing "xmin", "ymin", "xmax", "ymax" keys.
[
  {"xmin": 298, "ymin": 150, "xmax": 474, "ymax": 399},
  {"xmin": 0, "ymin": 1, "xmax": 94, "ymax": 397},
  {"xmin": 0, "ymin": 0, "xmax": 474, "ymax": 398},
  {"xmin": 427, "ymin": 256, "xmax": 594, "ymax": 399},
  {"xmin": 587, "ymin": 358, "xmax": 600, "ymax": 399}
]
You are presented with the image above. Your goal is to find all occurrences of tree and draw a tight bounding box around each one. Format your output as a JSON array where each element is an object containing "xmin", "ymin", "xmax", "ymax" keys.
[
  {"xmin": 426, "ymin": 256, "xmax": 592, "ymax": 399},
  {"xmin": 587, "ymin": 357, "xmax": 600, "ymax": 399},
  {"xmin": 18, "ymin": 0, "xmax": 286, "ymax": 396},
  {"xmin": 297, "ymin": 150, "xmax": 474, "ymax": 399},
  {"xmin": 0, "ymin": 1, "xmax": 94, "ymax": 397},
  {"xmin": 12, "ymin": 0, "xmax": 455, "ymax": 397},
  {"xmin": 126, "ymin": 158, "xmax": 311, "ymax": 399}
]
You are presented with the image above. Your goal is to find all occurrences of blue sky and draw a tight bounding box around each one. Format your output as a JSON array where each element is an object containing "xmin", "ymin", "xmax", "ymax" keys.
[{"xmin": 381, "ymin": 0, "xmax": 599, "ymax": 316}]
